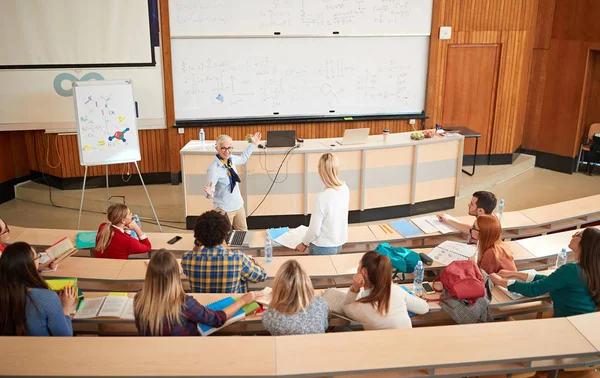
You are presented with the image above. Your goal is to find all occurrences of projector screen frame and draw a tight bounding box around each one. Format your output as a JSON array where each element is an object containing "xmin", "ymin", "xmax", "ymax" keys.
[{"xmin": 0, "ymin": 0, "xmax": 157, "ymax": 70}]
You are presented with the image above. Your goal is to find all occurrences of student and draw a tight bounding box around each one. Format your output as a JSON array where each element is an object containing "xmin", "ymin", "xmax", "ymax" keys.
[
  {"xmin": 295, "ymin": 153, "xmax": 350, "ymax": 255},
  {"xmin": 95, "ymin": 203, "xmax": 151, "ymax": 259},
  {"xmin": 203, "ymin": 133, "xmax": 262, "ymax": 231},
  {"xmin": 333, "ymin": 251, "xmax": 429, "ymax": 330},
  {"xmin": 262, "ymin": 260, "xmax": 329, "ymax": 335},
  {"xmin": 472, "ymin": 214, "xmax": 516, "ymax": 274},
  {"xmin": 0, "ymin": 242, "xmax": 75, "ymax": 336},
  {"xmin": 0, "ymin": 218, "xmax": 10, "ymax": 254},
  {"xmin": 491, "ymin": 228, "xmax": 600, "ymax": 317},
  {"xmin": 437, "ymin": 191, "xmax": 497, "ymax": 236},
  {"xmin": 134, "ymin": 249, "xmax": 261, "ymax": 336},
  {"xmin": 181, "ymin": 210, "xmax": 266, "ymax": 293}
]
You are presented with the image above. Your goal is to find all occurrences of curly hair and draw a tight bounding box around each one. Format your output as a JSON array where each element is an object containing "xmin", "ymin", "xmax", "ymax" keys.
[{"xmin": 193, "ymin": 210, "xmax": 231, "ymax": 248}]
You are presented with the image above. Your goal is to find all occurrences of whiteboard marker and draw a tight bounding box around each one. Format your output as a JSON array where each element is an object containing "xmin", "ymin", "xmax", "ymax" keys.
[{"xmin": 344, "ymin": 117, "xmax": 353, "ymax": 121}]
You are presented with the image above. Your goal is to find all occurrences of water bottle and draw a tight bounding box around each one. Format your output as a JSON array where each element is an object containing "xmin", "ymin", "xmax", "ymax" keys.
[
  {"xmin": 555, "ymin": 248, "xmax": 568, "ymax": 270},
  {"xmin": 264, "ymin": 237, "xmax": 273, "ymax": 263},
  {"xmin": 129, "ymin": 214, "xmax": 141, "ymax": 239},
  {"xmin": 497, "ymin": 199, "xmax": 505, "ymax": 221},
  {"xmin": 413, "ymin": 261, "xmax": 424, "ymax": 296},
  {"xmin": 199, "ymin": 128, "xmax": 205, "ymax": 147}
]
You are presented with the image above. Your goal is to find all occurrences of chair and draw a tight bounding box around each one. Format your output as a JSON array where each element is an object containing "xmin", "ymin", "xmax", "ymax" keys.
[{"xmin": 577, "ymin": 123, "xmax": 600, "ymax": 172}]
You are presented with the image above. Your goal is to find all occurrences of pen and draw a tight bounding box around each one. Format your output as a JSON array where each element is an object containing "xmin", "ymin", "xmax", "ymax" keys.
[
  {"xmin": 384, "ymin": 225, "xmax": 394, "ymax": 234},
  {"xmin": 379, "ymin": 225, "xmax": 388, "ymax": 234}
]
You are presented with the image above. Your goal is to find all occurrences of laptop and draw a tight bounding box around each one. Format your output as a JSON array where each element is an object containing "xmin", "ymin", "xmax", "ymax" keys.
[
  {"xmin": 336, "ymin": 128, "xmax": 370, "ymax": 145},
  {"xmin": 226, "ymin": 230, "xmax": 255, "ymax": 247},
  {"xmin": 266, "ymin": 130, "xmax": 296, "ymax": 147}
]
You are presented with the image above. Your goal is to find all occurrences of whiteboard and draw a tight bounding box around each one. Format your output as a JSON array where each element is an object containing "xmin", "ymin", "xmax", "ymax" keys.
[
  {"xmin": 171, "ymin": 37, "xmax": 429, "ymax": 120},
  {"xmin": 73, "ymin": 81, "xmax": 141, "ymax": 166},
  {"xmin": 169, "ymin": 0, "xmax": 432, "ymax": 37}
]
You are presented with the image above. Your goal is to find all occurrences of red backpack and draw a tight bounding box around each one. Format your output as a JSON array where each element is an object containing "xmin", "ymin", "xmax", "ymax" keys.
[{"xmin": 432, "ymin": 260, "xmax": 486, "ymax": 304}]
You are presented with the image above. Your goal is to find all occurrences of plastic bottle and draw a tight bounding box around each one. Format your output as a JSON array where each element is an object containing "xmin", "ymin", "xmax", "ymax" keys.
[
  {"xmin": 413, "ymin": 261, "xmax": 424, "ymax": 296},
  {"xmin": 264, "ymin": 237, "xmax": 273, "ymax": 263},
  {"xmin": 497, "ymin": 199, "xmax": 505, "ymax": 221},
  {"xmin": 199, "ymin": 128, "xmax": 205, "ymax": 147},
  {"xmin": 555, "ymin": 248, "xmax": 568, "ymax": 270},
  {"xmin": 129, "ymin": 214, "xmax": 141, "ymax": 239}
]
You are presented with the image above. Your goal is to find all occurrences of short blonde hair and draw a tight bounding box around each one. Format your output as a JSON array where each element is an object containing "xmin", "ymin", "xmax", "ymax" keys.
[
  {"xmin": 215, "ymin": 134, "xmax": 233, "ymax": 148},
  {"xmin": 318, "ymin": 153, "xmax": 344, "ymax": 189},
  {"xmin": 270, "ymin": 260, "xmax": 314, "ymax": 314}
]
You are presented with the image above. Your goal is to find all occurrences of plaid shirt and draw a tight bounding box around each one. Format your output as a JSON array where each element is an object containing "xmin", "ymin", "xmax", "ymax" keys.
[
  {"xmin": 181, "ymin": 245, "xmax": 267, "ymax": 293},
  {"xmin": 134, "ymin": 295, "xmax": 227, "ymax": 336}
]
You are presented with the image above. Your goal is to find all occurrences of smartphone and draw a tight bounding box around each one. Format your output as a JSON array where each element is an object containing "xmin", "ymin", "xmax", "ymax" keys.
[
  {"xmin": 422, "ymin": 282, "xmax": 435, "ymax": 295},
  {"xmin": 167, "ymin": 236, "xmax": 182, "ymax": 245}
]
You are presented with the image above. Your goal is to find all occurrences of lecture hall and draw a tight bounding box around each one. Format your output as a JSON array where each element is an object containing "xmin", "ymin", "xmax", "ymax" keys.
[{"xmin": 1, "ymin": 0, "xmax": 600, "ymax": 377}]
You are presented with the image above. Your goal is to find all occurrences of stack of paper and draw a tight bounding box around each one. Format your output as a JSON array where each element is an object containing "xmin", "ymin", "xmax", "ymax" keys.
[
  {"xmin": 429, "ymin": 241, "xmax": 477, "ymax": 265},
  {"xmin": 274, "ymin": 225, "xmax": 309, "ymax": 249},
  {"xmin": 266, "ymin": 227, "xmax": 290, "ymax": 245},
  {"xmin": 411, "ymin": 215, "xmax": 459, "ymax": 234}
]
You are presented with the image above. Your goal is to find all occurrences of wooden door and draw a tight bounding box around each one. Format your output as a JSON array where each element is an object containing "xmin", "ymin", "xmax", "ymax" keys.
[{"xmin": 442, "ymin": 45, "xmax": 501, "ymax": 160}]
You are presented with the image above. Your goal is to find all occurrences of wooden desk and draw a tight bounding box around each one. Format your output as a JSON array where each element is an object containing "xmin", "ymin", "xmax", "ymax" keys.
[
  {"xmin": 274, "ymin": 318, "xmax": 597, "ymax": 377},
  {"xmin": 256, "ymin": 255, "xmax": 338, "ymax": 278},
  {"xmin": 516, "ymin": 228, "xmax": 579, "ymax": 258},
  {"xmin": 0, "ymin": 337, "xmax": 276, "ymax": 377},
  {"xmin": 43, "ymin": 257, "xmax": 125, "ymax": 281},
  {"xmin": 568, "ymin": 312, "xmax": 600, "ymax": 352},
  {"xmin": 12, "ymin": 227, "xmax": 77, "ymax": 246},
  {"xmin": 181, "ymin": 132, "xmax": 464, "ymax": 229},
  {"xmin": 5, "ymin": 225, "xmax": 25, "ymax": 244},
  {"xmin": 521, "ymin": 194, "xmax": 600, "ymax": 226}
]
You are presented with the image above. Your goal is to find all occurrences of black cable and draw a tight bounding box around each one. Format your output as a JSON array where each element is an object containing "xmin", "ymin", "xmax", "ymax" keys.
[{"xmin": 247, "ymin": 145, "xmax": 298, "ymax": 217}]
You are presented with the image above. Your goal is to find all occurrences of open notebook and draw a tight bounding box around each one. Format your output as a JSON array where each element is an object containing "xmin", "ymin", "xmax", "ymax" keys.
[{"xmin": 74, "ymin": 294, "xmax": 134, "ymax": 320}]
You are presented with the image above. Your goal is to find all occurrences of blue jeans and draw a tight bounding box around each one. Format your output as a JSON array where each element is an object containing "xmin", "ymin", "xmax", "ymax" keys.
[{"xmin": 309, "ymin": 244, "xmax": 342, "ymax": 255}]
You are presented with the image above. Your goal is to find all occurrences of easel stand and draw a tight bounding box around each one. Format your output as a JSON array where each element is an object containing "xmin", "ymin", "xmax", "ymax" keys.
[{"xmin": 77, "ymin": 161, "xmax": 162, "ymax": 232}]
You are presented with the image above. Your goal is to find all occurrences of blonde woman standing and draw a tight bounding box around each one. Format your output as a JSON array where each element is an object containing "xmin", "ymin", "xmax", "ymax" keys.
[
  {"xmin": 95, "ymin": 204, "xmax": 151, "ymax": 259},
  {"xmin": 134, "ymin": 249, "xmax": 262, "ymax": 336},
  {"xmin": 295, "ymin": 153, "xmax": 350, "ymax": 255},
  {"xmin": 203, "ymin": 133, "xmax": 261, "ymax": 231},
  {"xmin": 262, "ymin": 260, "xmax": 329, "ymax": 335}
]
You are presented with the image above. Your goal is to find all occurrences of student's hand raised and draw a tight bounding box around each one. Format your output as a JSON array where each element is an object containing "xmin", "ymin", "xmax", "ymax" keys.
[
  {"xmin": 250, "ymin": 132, "xmax": 262, "ymax": 145},
  {"xmin": 241, "ymin": 290, "xmax": 264, "ymax": 305}
]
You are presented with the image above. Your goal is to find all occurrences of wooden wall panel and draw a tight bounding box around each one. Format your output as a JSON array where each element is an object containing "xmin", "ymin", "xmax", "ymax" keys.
[
  {"xmin": 442, "ymin": 45, "xmax": 500, "ymax": 155},
  {"xmin": 552, "ymin": 0, "xmax": 600, "ymax": 42},
  {"xmin": 523, "ymin": 49, "xmax": 549, "ymax": 150},
  {"xmin": 533, "ymin": 0, "xmax": 556, "ymax": 49},
  {"xmin": 582, "ymin": 52, "xmax": 600, "ymax": 134},
  {"xmin": 427, "ymin": 0, "xmax": 538, "ymax": 156}
]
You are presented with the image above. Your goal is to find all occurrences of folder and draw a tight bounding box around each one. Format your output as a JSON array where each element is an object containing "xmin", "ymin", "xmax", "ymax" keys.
[{"xmin": 388, "ymin": 220, "xmax": 423, "ymax": 237}]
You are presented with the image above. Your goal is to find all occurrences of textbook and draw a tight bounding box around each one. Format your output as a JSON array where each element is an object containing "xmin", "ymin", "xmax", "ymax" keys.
[
  {"xmin": 198, "ymin": 297, "xmax": 245, "ymax": 337},
  {"xmin": 45, "ymin": 278, "xmax": 78, "ymax": 292},
  {"xmin": 75, "ymin": 231, "xmax": 97, "ymax": 249},
  {"xmin": 429, "ymin": 241, "xmax": 477, "ymax": 265},
  {"xmin": 38, "ymin": 252, "xmax": 57, "ymax": 272},
  {"xmin": 255, "ymin": 287, "xmax": 272, "ymax": 307},
  {"xmin": 74, "ymin": 295, "xmax": 134, "ymax": 320},
  {"xmin": 45, "ymin": 237, "xmax": 78, "ymax": 263}
]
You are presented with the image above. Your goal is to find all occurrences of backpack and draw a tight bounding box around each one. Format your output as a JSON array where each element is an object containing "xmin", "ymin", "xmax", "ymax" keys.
[
  {"xmin": 432, "ymin": 260, "xmax": 486, "ymax": 304},
  {"xmin": 438, "ymin": 269, "xmax": 493, "ymax": 324},
  {"xmin": 375, "ymin": 243, "xmax": 421, "ymax": 280}
]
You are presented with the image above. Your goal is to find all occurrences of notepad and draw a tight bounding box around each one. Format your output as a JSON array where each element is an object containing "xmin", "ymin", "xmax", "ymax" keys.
[
  {"xmin": 198, "ymin": 297, "xmax": 245, "ymax": 337},
  {"xmin": 45, "ymin": 237, "xmax": 78, "ymax": 263},
  {"xmin": 75, "ymin": 231, "xmax": 97, "ymax": 249},
  {"xmin": 274, "ymin": 225, "xmax": 309, "ymax": 249},
  {"xmin": 388, "ymin": 220, "xmax": 423, "ymax": 237},
  {"xmin": 46, "ymin": 278, "xmax": 77, "ymax": 292},
  {"xmin": 73, "ymin": 296, "xmax": 134, "ymax": 320},
  {"xmin": 429, "ymin": 241, "xmax": 477, "ymax": 265},
  {"xmin": 267, "ymin": 227, "xmax": 290, "ymax": 245}
]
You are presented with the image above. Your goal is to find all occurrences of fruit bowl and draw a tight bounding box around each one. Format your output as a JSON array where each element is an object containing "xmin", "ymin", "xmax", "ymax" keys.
[{"xmin": 410, "ymin": 132, "xmax": 425, "ymax": 140}]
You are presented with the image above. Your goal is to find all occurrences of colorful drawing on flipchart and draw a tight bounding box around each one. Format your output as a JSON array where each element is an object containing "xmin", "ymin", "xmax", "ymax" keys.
[{"xmin": 108, "ymin": 128, "xmax": 130, "ymax": 143}]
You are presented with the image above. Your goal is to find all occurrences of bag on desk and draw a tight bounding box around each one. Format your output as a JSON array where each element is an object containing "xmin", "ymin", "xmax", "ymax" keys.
[
  {"xmin": 438, "ymin": 268, "xmax": 493, "ymax": 324},
  {"xmin": 375, "ymin": 243, "xmax": 421, "ymax": 280},
  {"xmin": 434, "ymin": 260, "xmax": 485, "ymax": 303}
]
